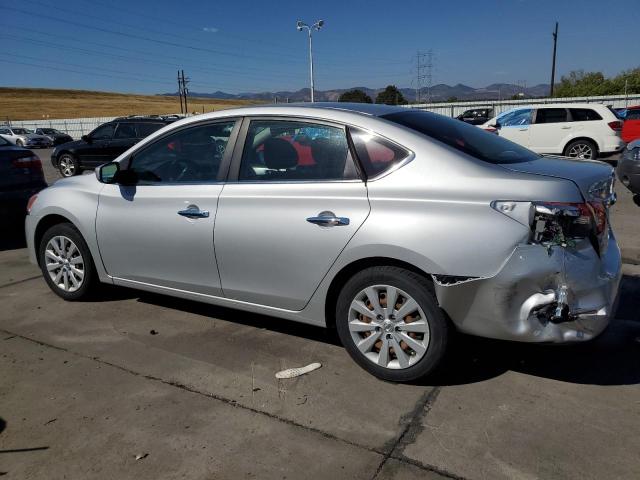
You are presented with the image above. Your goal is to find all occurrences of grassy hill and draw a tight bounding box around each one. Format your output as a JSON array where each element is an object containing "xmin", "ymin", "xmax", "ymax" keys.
[{"xmin": 0, "ymin": 87, "xmax": 259, "ymax": 120}]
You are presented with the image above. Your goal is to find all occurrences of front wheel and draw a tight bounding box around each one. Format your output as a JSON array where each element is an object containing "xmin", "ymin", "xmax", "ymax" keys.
[
  {"xmin": 16, "ymin": 139, "xmax": 24, "ymax": 147},
  {"xmin": 335, "ymin": 266, "xmax": 449, "ymax": 382},
  {"xmin": 38, "ymin": 223, "xmax": 97, "ymax": 301},
  {"xmin": 58, "ymin": 153, "xmax": 79, "ymax": 177},
  {"xmin": 564, "ymin": 139, "xmax": 598, "ymax": 160}
]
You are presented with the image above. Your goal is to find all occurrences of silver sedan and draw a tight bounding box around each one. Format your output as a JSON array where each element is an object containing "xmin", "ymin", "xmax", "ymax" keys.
[{"xmin": 25, "ymin": 103, "xmax": 621, "ymax": 382}]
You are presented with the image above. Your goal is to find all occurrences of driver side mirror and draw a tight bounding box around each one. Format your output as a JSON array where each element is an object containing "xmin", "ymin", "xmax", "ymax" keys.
[
  {"xmin": 82, "ymin": 134, "xmax": 92, "ymax": 143},
  {"xmin": 96, "ymin": 162, "xmax": 119, "ymax": 184},
  {"xmin": 96, "ymin": 162, "xmax": 138, "ymax": 185}
]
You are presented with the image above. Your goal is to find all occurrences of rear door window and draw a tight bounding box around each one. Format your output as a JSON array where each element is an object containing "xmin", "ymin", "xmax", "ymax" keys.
[
  {"xmin": 137, "ymin": 123, "xmax": 166, "ymax": 137},
  {"xmin": 569, "ymin": 108, "xmax": 602, "ymax": 121},
  {"xmin": 238, "ymin": 120, "xmax": 358, "ymax": 181},
  {"xmin": 535, "ymin": 108, "xmax": 568, "ymax": 124}
]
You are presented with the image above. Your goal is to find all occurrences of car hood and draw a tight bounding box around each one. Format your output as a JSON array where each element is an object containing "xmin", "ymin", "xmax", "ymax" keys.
[
  {"xmin": 500, "ymin": 155, "xmax": 615, "ymax": 200},
  {"xmin": 23, "ymin": 133, "xmax": 50, "ymax": 140},
  {"xmin": 55, "ymin": 139, "xmax": 84, "ymax": 150}
]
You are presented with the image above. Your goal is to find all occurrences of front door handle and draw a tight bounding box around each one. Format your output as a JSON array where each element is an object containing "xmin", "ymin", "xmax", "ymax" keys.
[
  {"xmin": 306, "ymin": 211, "xmax": 350, "ymax": 227},
  {"xmin": 178, "ymin": 207, "xmax": 209, "ymax": 218}
]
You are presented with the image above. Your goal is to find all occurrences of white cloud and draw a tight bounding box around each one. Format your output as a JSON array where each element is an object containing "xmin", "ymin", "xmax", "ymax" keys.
[{"xmin": 203, "ymin": 27, "xmax": 219, "ymax": 33}]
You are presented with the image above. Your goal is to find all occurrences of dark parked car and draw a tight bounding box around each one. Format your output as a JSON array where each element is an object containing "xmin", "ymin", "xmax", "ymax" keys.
[
  {"xmin": 456, "ymin": 108, "xmax": 494, "ymax": 125},
  {"xmin": 617, "ymin": 139, "xmax": 640, "ymax": 194},
  {"xmin": 51, "ymin": 115, "xmax": 181, "ymax": 177},
  {"xmin": 0, "ymin": 136, "xmax": 47, "ymax": 221},
  {"xmin": 35, "ymin": 128, "xmax": 73, "ymax": 146}
]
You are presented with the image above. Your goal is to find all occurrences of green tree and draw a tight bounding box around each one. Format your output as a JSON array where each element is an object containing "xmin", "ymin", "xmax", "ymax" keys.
[
  {"xmin": 375, "ymin": 85, "xmax": 407, "ymax": 105},
  {"xmin": 338, "ymin": 89, "xmax": 372, "ymax": 103},
  {"xmin": 446, "ymin": 96, "xmax": 458, "ymax": 102},
  {"xmin": 553, "ymin": 68, "xmax": 640, "ymax": 97}
]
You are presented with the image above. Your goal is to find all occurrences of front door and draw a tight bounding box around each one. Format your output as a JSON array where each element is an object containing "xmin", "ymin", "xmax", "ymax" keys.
[
  {"xmin": 214, "ymin": 118, "xmax": 370, "ymax": 310},
  {"xmin": 496, "ymin": 108, "xmax": 533, "ymax": 149},
  {"xmin": 96, "ymin": 119, "xmax": 238, "ymax": 295},
  {"xmin": 79, "ymin": 123, "xmax": 116, "ymax": 166}
]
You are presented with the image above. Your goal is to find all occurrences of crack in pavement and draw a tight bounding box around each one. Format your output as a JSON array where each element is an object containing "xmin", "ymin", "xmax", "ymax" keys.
[
  {"xmin": 0, "ymin": 275, "xmax": 42, "ymax": 290},
  {"xmin": 0, "ymin": 328, "xmax": 465, "ymax": 479}
]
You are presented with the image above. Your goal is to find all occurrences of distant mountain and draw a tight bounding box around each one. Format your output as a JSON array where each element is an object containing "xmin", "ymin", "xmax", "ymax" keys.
[{"xmin": 161, "ymin": 82, "xmax": 550, "ymax": 103}]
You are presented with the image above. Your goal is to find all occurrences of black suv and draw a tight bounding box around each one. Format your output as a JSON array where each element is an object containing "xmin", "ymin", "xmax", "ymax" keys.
[{"xmin": 51, "ymin": 115, "xmax": 181, "ymax": 177}]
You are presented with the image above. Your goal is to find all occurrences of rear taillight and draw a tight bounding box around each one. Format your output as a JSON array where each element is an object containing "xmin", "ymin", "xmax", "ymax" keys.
[
  {"xmin": 608, "ymin": 120, "xmax": 623, "ymax": 132},
  {"xmin": 26, "ymin": 194, "xmax": 38, "ymax": 214},
  {"xmin": 12, "ymin": 155, "xmax": 42, "ymax": 169},
  {"xmin": 587, "ymin": 201, "xmax": 607, "ymax": 235}
]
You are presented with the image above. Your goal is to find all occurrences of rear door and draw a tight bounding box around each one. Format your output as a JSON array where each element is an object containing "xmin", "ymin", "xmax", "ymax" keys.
[
  {"xmin": 529, "ymin": 107, "xmax": 569, "ymax": 154},
  {"xmin": 496, "ymin": 108, "xmax": 532, "ymax": 148},
  {"xmin": 214, "ymin": 117, "xmax": 370, "ymax": 310},
  {"xmin": 96, "ymin": 119, "xmax": 239, "ymax": 294}
]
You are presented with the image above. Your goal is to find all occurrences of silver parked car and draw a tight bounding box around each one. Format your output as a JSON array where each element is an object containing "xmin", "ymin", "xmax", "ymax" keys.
[
  {"xmin": 25, "ymin": 103, "xmax": 621, "ymax": 382},
  {"xmin": 0, "ymin": 126, "xmax": 53, "ymax": 148}
]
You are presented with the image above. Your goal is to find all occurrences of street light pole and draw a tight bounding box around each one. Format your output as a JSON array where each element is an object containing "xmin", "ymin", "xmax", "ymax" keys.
[{"xmin": 297, "ymin": 19, "xmax": 324, "ymax": 103}]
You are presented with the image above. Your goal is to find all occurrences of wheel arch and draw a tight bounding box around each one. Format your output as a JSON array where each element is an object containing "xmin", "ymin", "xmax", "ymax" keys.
[
  {"xmin": 562, "ymin": 136, "xmax": 600, "ymax": 156},
  {"xmin": 323, "ymin": 256, "xmax": 433, "ymax": 330},
  {"xmin": 34, "ymin": 214, "xmax": 76, "ymax": 266}
]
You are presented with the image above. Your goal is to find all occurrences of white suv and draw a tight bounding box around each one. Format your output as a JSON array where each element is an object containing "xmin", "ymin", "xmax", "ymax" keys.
[{"xmin": 480, "ymin": 103, "xmax": 625, "ymax": 159}]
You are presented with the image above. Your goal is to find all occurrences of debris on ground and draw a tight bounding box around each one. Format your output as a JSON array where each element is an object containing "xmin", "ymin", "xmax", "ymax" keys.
[
  {"xmin": 275, "ymin": 362, "xmax": 322, "ymax": 379},
  {"xmin": 135, "ymin": 453, "xmax": 149, "ymax": 461},
  {"xmin": 149, "ymin": 330, "xmax": 158, "ymax": 335}
]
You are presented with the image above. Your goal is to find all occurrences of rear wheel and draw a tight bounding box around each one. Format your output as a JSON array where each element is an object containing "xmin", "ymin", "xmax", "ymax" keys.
[
  {"xmin": 58, "ymin": 153, "xmax": 79, "ymax": 177},
  {"xmin": 38, "ymin": 223, "xmax": 97, "ymax": 300},
  {"xmin": 335, "ymin": 266, "xmax": 449, "ymax": 382},
  {"xmin": 564, "ymin": 139, "xmax": 598, "ymax": 160}
]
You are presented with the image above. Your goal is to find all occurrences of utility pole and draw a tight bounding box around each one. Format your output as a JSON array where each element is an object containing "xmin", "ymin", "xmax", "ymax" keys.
[
  {"xmin": 549, "ymin": 22, "xmax": 558, "ymax": 97},
  {"xmin": 296, "ymin": 20, "xmax": 324, "ymax": 102},
  {"xmin": 181, "ymin": 70, "xmax": 190, "ymax": 114},
  {"xmin": 177, "ymin": 70, "xmax": 184, "ymax": 114},
  {"xmin": 425, "ymin": 49, "xmax": 434, "ymax": 103}
]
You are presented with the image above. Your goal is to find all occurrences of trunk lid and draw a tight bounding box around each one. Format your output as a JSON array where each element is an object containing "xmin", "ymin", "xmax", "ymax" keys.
[{"xmin": 499, "ymin": 155, "xmax": 615, "ymax": 201}]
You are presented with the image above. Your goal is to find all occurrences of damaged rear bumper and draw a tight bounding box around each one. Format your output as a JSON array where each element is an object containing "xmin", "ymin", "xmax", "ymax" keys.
[{"xmin": 435, "ymin": 232, "xmax": 622, "ymax": 343}]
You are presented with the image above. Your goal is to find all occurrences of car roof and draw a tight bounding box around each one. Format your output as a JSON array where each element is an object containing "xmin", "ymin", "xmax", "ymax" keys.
[{"xmin": 262, "ymin": 102, "xmax": 409, "ymax": 117}]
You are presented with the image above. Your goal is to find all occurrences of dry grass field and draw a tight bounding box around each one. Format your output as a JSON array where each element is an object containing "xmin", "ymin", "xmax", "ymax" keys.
[{"xmin": 0, "ymin": 87, "xmax": 259, "ymax": 120}]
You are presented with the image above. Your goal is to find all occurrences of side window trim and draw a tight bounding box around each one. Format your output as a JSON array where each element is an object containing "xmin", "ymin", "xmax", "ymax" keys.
[
  {"xmin": 121, "ymin": 118, "xmax": 241, "ymax": 185},
  {"xmin": 226, "ymin": 115, "xmax": 364, "ymax": 184}
]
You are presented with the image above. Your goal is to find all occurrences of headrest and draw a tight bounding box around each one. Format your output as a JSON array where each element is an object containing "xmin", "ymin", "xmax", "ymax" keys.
[{"xmin": 263, "ymin": 138, "xmax": 298, "ymax": 170}]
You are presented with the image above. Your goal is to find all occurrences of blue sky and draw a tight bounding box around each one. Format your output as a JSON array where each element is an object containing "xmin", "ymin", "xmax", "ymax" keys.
[{"xmin": 1, "ymin": 0, "xmax": 638, "ymax": 94}]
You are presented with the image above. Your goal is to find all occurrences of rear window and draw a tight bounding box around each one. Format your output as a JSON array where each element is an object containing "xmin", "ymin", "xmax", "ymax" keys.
[
  {"xmin": 382, "ymin": 110, "xmax": 539, "ymax": 165},
  {"xmin": 349, "ymin": 127, "xmax": 411, "ymax": 177},
  {"xmin": 625, "ymin": 109, "xmax": 640, "ymax": 120},
  {"xmin": 137, "ymin": 123, "xmax": 166, "ymax": 137},
  {"xmin": 569, "ymin": 108, "xmax": 602, "ymax": 121}
]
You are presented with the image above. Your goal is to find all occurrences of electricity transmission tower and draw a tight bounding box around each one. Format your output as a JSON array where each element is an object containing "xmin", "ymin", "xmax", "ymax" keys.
[{"xmin": 414, "ymin": 50, "xmax": 434, "ymax": 104}]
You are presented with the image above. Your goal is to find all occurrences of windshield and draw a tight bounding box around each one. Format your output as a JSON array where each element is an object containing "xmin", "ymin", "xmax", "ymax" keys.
[
  {"xmin": 12, "ymin": 128, "xmax": 32, "ymax": 134},
  {"xmin": 382, "ymin": 110, "xmax": 540, "ymax": 164},
  {"xmin": 40, "ymin": 128, "xmax": 61, "ymax": 134}
]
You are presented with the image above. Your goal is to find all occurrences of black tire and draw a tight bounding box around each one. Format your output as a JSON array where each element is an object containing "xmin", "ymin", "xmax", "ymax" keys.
[
  {"xmin": 38, "ymin": 223, "xmax": 98, "ymax": 301},
  {"xmin": 335, "ymin": 266, "xmax": 449, "ymax": 382},
  {"xmin": 58, "ymin": 153, "xmax": 80, "ymax": 177},
  {"xmin": 564, "ymin": 139, "xmax": 598, "ymax": 160},
  {"xmin": 16, "ymin": 139, "xmax": 24, "ymax": 147}
]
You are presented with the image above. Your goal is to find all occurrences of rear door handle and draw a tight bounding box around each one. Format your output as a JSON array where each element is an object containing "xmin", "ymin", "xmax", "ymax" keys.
[
  {"xmin": 178, "ymin": 207, "xmax": 209, "ymax": 218},
  {"xmin": 306, "ymin": 211, "xmax": 350, "ymax": 227}
]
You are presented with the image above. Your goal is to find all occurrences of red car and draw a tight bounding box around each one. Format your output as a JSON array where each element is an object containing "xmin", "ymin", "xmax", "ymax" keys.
[{"xmin": 621, "ymin": 105, "xmax": 640, "ymax": 143}]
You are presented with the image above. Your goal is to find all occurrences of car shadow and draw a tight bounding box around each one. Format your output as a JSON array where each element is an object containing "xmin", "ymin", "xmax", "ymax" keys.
[
  {"xmin": 133, "ymin": 274, "xmax": 640, "ymax": 387},
  {"xmin": 633, "ymin": 194, "xmax": 640, "ymax": 207}
]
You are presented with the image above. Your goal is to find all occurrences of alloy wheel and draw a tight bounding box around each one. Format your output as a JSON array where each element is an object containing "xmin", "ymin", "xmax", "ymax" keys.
[
  {"xmin": 567, "ymin": 143, "xmax": 593, "ymax": 159},
  {"xmin": 59, "ymin": 156, "xmax": 76, "ymax": 177},
  {"xmin": 348, "ymin": 284, "xmax": 430, "ymax": 369},
  {"xmin": 45, "ymin": 235, "xmax": 85, "ymax": 292}
]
